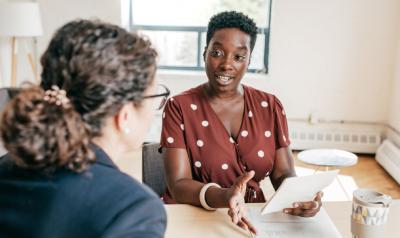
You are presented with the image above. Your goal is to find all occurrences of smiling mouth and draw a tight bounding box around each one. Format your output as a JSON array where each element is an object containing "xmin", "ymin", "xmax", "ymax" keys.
[{"xmin": 216, "ymin": 75, "xmax": 234, "ymax": 85}]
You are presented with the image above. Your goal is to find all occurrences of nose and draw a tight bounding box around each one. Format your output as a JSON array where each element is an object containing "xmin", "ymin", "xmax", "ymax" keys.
[{"xmin": 219, "ymin": 55, "xmax": 234, "ymax": 71}]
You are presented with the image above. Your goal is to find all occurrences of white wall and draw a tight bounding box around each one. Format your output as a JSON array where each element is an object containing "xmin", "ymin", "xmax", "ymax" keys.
[
  {"xmin": 36, "ymin": 0, "xmax": 121, "ymax": 59},
  {"xmin": 389, "ymin": 26, "xmax": 400, "ymax": 133},
  {"xmin": 267, "ymin": 0, "xmax": 399, "ymax": 123},
  {"xmin": 160, "ymin": 0, "xmax": 400, "ymax": 126}
]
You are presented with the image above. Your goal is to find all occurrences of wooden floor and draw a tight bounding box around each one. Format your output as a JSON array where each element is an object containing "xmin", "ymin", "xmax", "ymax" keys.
[{"xmin": 293, "ymin": 152, "xmax": 400, "ymax": 199}]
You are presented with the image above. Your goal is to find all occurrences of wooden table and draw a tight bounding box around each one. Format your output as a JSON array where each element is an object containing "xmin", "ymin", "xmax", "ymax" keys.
[{"xmin": 165, "ymin": 200, "xmax": 399, "ymax": 238}]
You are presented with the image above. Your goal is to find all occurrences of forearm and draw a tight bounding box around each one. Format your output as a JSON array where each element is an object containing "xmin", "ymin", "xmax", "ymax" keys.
[
  {"xmin": 270, "ymin": 170, "xmax": 296, "ymax": 190},
  {"xmin": 271, "ymin": 147, "xmax": 297, "ymax": 190},
  {"xmin": 170, "ymin": 179, "xmax": 229, "ymax": 208}
]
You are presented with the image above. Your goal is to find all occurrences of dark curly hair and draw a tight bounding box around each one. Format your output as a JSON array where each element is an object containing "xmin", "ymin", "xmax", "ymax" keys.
[
  {"xmin": 0, "ymin": 20, "xmax": 157, "ymax": 172},
  {"xmin": 0, "ymin": 86, "xmax": 95, "ymax": 172},
  {"xmin": 40, "ymin": 19, "xmax": 157, "ymax": 136},
  {"xmin": 206, "ymin": 11, "xmax": 258, "ymax": 52}
]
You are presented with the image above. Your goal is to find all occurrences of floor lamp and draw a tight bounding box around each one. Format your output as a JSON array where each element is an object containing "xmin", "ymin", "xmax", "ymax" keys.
[{"xmin": 0, "ymin": 2, "xmax": 43, "ymax": 87}]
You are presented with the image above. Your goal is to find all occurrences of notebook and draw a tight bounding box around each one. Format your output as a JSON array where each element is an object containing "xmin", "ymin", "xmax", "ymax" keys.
[
  {"xmin": 247, "ymin": 171, "xmax": 342, "ymax": 238},
  {"xmin": 261, "ymin": 170, "xmax": 339, "ymax": 215},
  {"xmin": 248, "ymin": 207, "xmax": 342, "ymax": 238}
]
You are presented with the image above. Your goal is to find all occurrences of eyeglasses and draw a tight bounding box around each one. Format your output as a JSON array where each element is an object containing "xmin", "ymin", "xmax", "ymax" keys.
[{"xmin": 143, "ymin": 84, "xmax": 170, "ymax": 110}]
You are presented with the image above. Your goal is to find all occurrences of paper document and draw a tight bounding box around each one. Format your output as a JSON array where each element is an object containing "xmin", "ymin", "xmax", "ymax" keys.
[
  {"xmin": 248, "ymin": 207, "xmax": 342, "ymax": 238},
  {"xmin": 262, "ymin": 170, "xmax": 338, "ymax": 215}
]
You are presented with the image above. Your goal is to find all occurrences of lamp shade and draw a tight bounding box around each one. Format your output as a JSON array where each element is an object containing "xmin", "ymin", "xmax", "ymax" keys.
[{"xmin": 0, "ymin": 2, "xmax": 43, "ymax": 37}]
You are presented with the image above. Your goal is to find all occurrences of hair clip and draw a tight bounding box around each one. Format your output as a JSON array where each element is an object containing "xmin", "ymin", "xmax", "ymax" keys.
[{"xmin": 43, "ymin": 85, "xmax": 70, "ymax": 108}]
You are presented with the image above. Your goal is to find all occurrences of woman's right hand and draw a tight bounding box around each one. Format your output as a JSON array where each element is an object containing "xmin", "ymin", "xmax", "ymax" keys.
[{"xmin": 225, "ymin": 170, "xmax": 257, "ymax": 235}]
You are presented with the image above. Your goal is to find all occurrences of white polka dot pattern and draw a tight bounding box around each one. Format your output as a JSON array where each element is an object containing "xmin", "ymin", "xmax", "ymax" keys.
[
  {"xmin": 195, "ymin": 161, "xmax": 202, "ymax": 168},
  {"xmin": 258, "ymin": 150, "xmax": 265, "ymax": 158},
  {"xmin": 180, "ymin": 124, "xmax": 184, "ymax": 131},
  {"xmin": 167, "ymin": 137, "xmax": 174, "ymax": 144},
  {"xmin": 229, "ymin": 137, "xmax": 235, "ymax": 144},
  {"xmin": 201, "ymin": 120, "xmax": 209, "ymax": 127},
  {"xmin": 190, "ymin": 104, "xmax": 197, "ymax": 110},
  {"xmin": 261, "ymin": 101, "xmax": 268, "ymax": 108},
  {"xmin": 248, "ymin": 111, "xmax": 253, "ymax": 118},
  {"xmin": 265, "ymin": 130, "xmax": 271, "ymax": 138},
  {"xmin": 197, "ymin": 140, "xmax": 204, "ymax": 147},
  {"xmin": 241, "ymin": 130, "xmax": 248, "ymax": 137},
  {"xmin": 222, "ymin": 163, "xmax": 229, "ymax": 170}
]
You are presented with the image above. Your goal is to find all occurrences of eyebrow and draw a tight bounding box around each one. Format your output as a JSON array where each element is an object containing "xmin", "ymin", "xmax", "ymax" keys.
[{"xmin": 211, "ymin": 41, "xmax": 249, "ymax": 51}]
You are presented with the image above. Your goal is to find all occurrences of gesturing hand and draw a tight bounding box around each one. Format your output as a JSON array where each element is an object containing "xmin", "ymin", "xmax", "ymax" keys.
[
  {"xmin": 283, "ymin": 191, "xmax": 323, "ymax": 217},
  {"xmin": 226, "ymin": 170, "xmax": 257, "ymax": 235}
]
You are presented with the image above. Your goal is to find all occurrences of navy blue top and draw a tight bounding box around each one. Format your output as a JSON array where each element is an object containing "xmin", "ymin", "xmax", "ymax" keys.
[{"xmin": 0, "ymin": 145, "xmax": 166, "ymax": 238}]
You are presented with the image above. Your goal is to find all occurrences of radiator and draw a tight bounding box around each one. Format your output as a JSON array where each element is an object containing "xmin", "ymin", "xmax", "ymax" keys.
[
  {"xmin": 288, "ymin": 122, "xmax": 381, "ymax": 154},
  {"xmin": 376, "ymin": 139, "xmax": 400, "ymax": 185}
]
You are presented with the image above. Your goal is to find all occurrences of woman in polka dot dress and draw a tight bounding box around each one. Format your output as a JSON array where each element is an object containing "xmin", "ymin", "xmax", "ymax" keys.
[{"xmin": 160, "ymin": 11, "xmax": 323, "ymax": 234}]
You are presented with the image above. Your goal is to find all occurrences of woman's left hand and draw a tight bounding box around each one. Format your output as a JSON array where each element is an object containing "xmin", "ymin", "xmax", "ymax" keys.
[{"xmin": 283, "ymin": 191, "xmax": 323, "ymax": 217}]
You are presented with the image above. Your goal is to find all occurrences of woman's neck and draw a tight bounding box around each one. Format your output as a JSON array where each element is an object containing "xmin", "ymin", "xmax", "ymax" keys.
[
  {"xmin": 204, "ymin": 83, "xmax": 243, "ymax": 101},
  {"xmin": 92, "ymin": 131, "xmax": 124, "ymax": 163}
]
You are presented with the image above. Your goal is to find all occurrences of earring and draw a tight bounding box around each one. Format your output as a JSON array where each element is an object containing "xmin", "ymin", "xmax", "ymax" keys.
[{"xmin": 123, "ymin": 127, "xmax": 131, "ymax": 135}]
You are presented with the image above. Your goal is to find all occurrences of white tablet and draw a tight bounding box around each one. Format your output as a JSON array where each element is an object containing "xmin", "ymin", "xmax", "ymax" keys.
[{"xmin": 261, "ymin": 170, "xmax": 339, "ymax": 215}]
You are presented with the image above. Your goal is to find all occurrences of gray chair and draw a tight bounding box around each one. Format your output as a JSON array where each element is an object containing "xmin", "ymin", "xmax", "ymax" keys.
[
  {"xmin": 142, "ymin": 142, "xmax": 166, "ymax": 197},
  {"xmin": 0, "ymin": 87, "xmax": 20, "ymax": 157},
  {"xmin": 0, "ymin": 87, "xmax": 20, "ymax": 113}
]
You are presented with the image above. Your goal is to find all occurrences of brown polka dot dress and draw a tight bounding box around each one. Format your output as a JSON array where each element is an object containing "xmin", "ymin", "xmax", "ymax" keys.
[{"xmin": 160, "ymin": 84, "xmax": 290, "ymax": 203}]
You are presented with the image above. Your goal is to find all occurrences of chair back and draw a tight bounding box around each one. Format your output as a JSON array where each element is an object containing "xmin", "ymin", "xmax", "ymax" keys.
[
  {"xmin": 0, "ymin": 87, "xmax": 20, "ymax": 157},
  {"xmin": 142, "ymin": 142, "xmax": 166, "ymax": 197}
]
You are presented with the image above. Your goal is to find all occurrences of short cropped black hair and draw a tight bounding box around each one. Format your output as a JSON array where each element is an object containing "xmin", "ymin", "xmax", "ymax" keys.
[{"xmin": 206, "ymin": 11, "xmax": 258, "ymax": 52}]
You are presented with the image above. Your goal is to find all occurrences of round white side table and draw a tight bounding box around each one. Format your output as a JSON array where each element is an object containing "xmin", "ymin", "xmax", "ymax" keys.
[{"xmin": 297, "ymin": 149, "xmax": 358, "ymax": 200}]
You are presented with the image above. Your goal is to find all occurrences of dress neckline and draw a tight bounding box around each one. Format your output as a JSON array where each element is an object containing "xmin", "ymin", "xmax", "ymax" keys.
[{"xmin": 200, "ymin": 84, "xmax": 248, "ymax": 142}]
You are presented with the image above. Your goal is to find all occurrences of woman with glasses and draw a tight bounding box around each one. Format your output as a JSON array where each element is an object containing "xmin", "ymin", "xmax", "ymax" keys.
[
  {"xmin": 144, "ymin": 84, "xmax": 170, "ymax": 111},
  {"xmin": 160, "ymin": 11, "xmax": 322, "ymax": 235},
  {"xmin": 0, "ymin": 20, "xmax": 167, "ymax": 238}
]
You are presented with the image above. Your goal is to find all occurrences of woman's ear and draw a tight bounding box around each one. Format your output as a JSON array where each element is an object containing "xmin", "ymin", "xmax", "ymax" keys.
[{"xmin": 114, "ymin": 103, "xmax": 136, "ymax": 135}]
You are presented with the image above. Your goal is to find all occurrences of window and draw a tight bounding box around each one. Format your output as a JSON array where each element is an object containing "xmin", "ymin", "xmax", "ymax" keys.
[{"xmin": 123, "ymin": 0, "xmax": 272, "ymax": 73}]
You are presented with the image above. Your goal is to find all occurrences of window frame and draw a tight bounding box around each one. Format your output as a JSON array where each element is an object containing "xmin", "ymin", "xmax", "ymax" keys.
[{"xmin": 128, "ymin": 0, "xmax": 273, "ymax": 74}]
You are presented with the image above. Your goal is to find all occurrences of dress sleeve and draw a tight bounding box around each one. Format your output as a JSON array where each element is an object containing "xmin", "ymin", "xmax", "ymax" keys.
[
  {"xmin": 160, "ymin": 98, "xmax": 186, "ymax": 149},
  {"xmin": 273, "ymin": 96, "xmax": 291, "ymax": 149}
]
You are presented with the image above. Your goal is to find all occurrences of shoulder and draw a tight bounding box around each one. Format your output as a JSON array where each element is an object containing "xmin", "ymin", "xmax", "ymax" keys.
[
  {"xmin": 243, "ymin": 84, "xmax": 283, "ymax": 108},
  {"xmin": 88, "ymin": 159, "xmax": 159, "ymax": 204},
  {"xmin": 89, "ymin": 165, "xmax": 166, "ymax": 237},
  {"xmin": 168, "ymin": 84, "xmax": 204, "ymax": 105},
  {"xmin": 163, "ymin": 84, "xmax": 205, "ymax": 116},
  {"xmin": 0, "ymin": 151, "xmax": 166, "ymax": 237},
  {"xmin": 83, "ymin": 161, "xmax": 166, "ymax": 235}
]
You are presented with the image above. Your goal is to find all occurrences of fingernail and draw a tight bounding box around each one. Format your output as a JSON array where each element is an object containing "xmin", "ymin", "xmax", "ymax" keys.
[
  {"xmin": 284, "ymin": 209, "xmax": 289, "ymax": 214},
  {"xmin": 293, "ymin": 203, "xmax": 299, "ymax": 208}
]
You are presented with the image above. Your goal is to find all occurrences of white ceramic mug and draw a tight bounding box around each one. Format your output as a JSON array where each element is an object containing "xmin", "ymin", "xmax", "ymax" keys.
[{"xmin": 351, "ymin": 189, "xmax": 392, "ymax": 238}]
